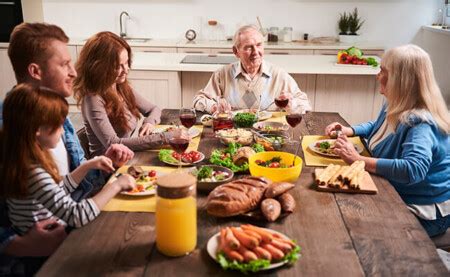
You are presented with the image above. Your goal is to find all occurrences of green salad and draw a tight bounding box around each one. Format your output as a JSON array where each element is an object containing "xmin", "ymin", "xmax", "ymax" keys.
[
  {"xmin": 233, "ymin": 112, "xmax": 257, "ymax": 128},
  {"xmin": 210, "ymin": 142, "xmax": 264, "ymax": 173}
]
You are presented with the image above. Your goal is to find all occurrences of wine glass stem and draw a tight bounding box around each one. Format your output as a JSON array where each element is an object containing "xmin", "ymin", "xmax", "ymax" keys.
[{"xmin": 178, "ymin": 154, "xmax": 182, "ymax": 170}]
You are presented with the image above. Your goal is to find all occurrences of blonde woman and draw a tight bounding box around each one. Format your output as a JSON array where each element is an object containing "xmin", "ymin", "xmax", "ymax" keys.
[{"xmin": 325, "ymin": 44, "xmax": 450, "ymax": 237}]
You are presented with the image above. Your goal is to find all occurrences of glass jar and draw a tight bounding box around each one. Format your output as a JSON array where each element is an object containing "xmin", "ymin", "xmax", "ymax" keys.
[
  {"xmin": 268, "ymin": 27, "xmax": 279, "ymax": 42},
  {"xmin": 212, "ymin": 110, "xmax": 234, "ymax": 132},
  {"xmin": 155, "ymin": 171, "xmax": 197, "ymax": 257},
  {"xmin": 283, "ymin": 27, "xmax": 293, "ymax": 42}
]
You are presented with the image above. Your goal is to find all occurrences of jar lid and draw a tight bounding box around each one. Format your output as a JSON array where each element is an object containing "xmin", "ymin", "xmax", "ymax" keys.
[
  {"xmin": 283, "ymin": 27, "xmax": 293, "ymax": 31},
  {"xmin": 156, "ymin": 171, "xmax": 196, "ymax": 199}
]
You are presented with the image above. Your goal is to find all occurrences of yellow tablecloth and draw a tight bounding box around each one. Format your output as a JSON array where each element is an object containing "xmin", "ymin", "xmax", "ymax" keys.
[
  {"xmin": 302, "ymin": 135, "xmax": 371, "ymax": 167},
  {"xmin": 265, "ymin": 111, "xmax": 287, "ymax": 123},
  {"xmin": 102, "ymin": 166, "xmax": 177, "ymax": 213}
]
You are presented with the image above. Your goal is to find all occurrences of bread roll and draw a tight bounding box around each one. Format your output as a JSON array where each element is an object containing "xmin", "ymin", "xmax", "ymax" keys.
[
  {"xmin": 265, "ymin": 182, "xmax": 295, "ymax": 198},
  {"xmin": 206, "ymin": 177, "xmax": 271, "ymax": 217},
  {"xmin": 261, "ymin": 199, "xmax": 281, "ymax": 222}
]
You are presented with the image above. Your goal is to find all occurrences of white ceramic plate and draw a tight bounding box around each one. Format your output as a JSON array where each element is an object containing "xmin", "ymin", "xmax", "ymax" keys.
[
  {"xmin": 206, "ymin": 227, "xmax": 291, "ymax": 271},
  {"xmin": 161, "ymin": 151, "xmax": 205, "ymax": 166},
  {"xmin": 233, "ymin": 110, "xmax": 272, "ymax": 121},
  {"xmin": 119, "ymin": 171, "xmax": 166, "ymax": 196},
  {"xmin": 308, "ymin": 139, "xmax": 363, "ymax": 158},
  {"xmin": 153, "ymin": 126, "xmax": 201, "ymax": 139}
]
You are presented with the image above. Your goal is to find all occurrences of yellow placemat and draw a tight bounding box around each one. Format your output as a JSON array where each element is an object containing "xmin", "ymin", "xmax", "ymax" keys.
[
  {"xmin": 149, "ymin": 125, "xmax": 203, "ymax": 152},
  {"xmin": 302, "ymin": 135, "xmax": 371, "ymax": 167},
  {"xmin": 265, "ymin": 111, "xmax": 287, "ymax": 123},
  {"xmin": 102, "ymin": 166, "xmax": 176, "ymax": 213}
]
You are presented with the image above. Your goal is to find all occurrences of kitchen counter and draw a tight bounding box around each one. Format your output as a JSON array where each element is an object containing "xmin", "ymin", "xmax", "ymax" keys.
[{"xmin": 131, "ymin": 52, "xmax": 380, "ymax": 75}]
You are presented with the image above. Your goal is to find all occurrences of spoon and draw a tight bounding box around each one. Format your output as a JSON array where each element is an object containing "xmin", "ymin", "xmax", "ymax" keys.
[{"xmin": 291, "ymin": 136, "xmax": 302, "ymax": 166}]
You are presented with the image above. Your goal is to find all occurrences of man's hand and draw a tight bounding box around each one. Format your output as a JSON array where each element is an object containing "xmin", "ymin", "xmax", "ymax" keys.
[
  {"xmin": 4, "ymin": 219, "xmax": 67, "ymax": 257},
  {"xmin": 139, "ymin": 123, "xmax": 155, "ymax": 137},
  {"xmin": 104, "ymin": 144, "xmax": 134, "ymax": 168},
  {"xmin": 85, "ymin": 156, "xmax": 115, "ymax": 173},
  {"xmin": 211, "ymin": 98, "xmax": 231, "ymax": 114}
]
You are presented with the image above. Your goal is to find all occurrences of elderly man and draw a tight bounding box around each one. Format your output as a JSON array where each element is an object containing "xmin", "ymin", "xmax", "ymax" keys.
[{"xmin": 192, "ymin": 25, "xmax": 311, "ymax": 114}]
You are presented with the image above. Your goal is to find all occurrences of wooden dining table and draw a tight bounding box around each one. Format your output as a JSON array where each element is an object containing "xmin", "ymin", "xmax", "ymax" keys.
[{"xmin": 37, "ymin": 110, "xmax": 447, "ymax": 276}]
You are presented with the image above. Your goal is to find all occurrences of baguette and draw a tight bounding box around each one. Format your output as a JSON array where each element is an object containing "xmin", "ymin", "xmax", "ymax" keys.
[
  {"xmin": 345, "ymin": 161, "xmax": 365, "ymax": 185},
  {"xmin": 349, "ymin": 170, "xmax": 365, "ymax": 189},
  {"xmin": 316, "ymin": 164, "xmax": 340, "ymax": 186},
  {"xmin": 328, "ymin": 166, "xmax": 348, "ymax": 188}
]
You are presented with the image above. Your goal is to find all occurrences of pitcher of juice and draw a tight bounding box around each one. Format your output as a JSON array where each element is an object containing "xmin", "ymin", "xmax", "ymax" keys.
[{"xmin": 155, "ymin": 171, "xmax": 197, "ymax": 257}]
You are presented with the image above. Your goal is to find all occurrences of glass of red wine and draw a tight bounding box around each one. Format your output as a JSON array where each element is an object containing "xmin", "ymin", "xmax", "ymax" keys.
[
  {"xmin": 285, "ymin": 106, "xmax": 303, "ymax": 142},
  {"xmin": 179, "ymin": 108, "xmax": 197, "ymax": 130},
  {"xmin": 275, "ymin": 92, "xmax": 289, "ymax": 111},
  {"xmin": 168, "ymin": 128, "xmax": 190, "ymax": 170}
]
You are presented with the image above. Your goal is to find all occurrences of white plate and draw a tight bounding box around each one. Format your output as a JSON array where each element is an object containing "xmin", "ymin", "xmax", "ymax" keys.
[
  {"xmin": 334, "ymin": 62, "xmax": 378, "ymax": 69},
  {"xmin": 233, "ymin": 110, "xmax": 272, "ymax": 121},
  {"xmin": 308, "ymin": 139, "xmax": 363, "ymax": 158},
  {"xmin": 119, "ymin": 171, "xmax": 166, "ymax": 196},
  {"xmin": 206, "ymin": 227, "xmax": 290, "ymax": 271},
  {"xmin": 153, "ymin": 126, "xmax": 201, "ymax": 139},
  {"xmin": 161, "ymin": 151, "xmax": 205, "ymax": 166}
]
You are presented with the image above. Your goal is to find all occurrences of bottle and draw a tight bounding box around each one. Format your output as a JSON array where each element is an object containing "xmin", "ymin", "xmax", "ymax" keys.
[
  {"xmin": 283, "ymin": 27, "xmax": 293, "ymax": 42},
  {"xmin": 155, "ymin": 171, "xmax": 197, "ymax": 257}
]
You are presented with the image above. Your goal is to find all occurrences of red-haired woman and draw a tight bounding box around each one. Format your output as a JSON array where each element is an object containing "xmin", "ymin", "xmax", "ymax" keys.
[
  {"xmin": 0, "ymin": 84, "xmax": 136, "ymax": 236},
  {"xmin": 74, "ymin": 32, "xmax": 168, "ymax": 157}
]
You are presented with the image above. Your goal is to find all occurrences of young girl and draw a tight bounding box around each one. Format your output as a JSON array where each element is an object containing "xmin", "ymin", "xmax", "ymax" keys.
[{"xmin": 0, "ymin": 84, "xmax": 136, "ymax": 235}]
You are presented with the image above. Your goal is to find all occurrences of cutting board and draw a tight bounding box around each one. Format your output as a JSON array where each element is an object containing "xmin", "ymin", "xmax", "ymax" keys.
[{"xmin": 314, "ymin": 168, "xmax": 378, "ymax": 194}]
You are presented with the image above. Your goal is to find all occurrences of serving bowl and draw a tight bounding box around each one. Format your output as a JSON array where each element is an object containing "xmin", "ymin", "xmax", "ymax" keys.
[
  {"xmin": 254, "ymin": 133, "xmax": 289, "ymax": 151},
  {"xmin": 248, "ymin": 151, "xmax": 302, "ymax": 182},
  {"xmin": 252, "ymin": 121, "xmax": 289, "ymax": 134},
  {"xmin": 196, "ymin": 165, "xmax": 234, "ymax": 192},
  {"xmin": 216, "ymin": 128, "xmax": 253, "ymax": 145}
]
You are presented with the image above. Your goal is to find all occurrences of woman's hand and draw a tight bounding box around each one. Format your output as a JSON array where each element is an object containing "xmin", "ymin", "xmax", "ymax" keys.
[
  {"xmin": 139, "ymin": 123, "xmax": 155, "ymax": 137},
  {"xmin": 85, "ymin": 156, "xmax": 115, "ymax": 173},
  {"xmin": 333, "ymin": 135, "xmax": 361, "ymax": 164},
  {"xmin": 325, "ymin": 122, "xmax": 354, "ymax": 138},
  {"xmin": 112, "ymin": 174, "xmax": 136, "ymax": 192},
  {"xmin": 104, "ymin": 144, "xmax": 134, "ymax": 168}
]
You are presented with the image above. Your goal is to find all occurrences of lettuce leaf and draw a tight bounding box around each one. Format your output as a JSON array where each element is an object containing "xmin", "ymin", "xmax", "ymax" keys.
[
  {"xmin": 217, "ymin": 245, "xmax": 301, "ymax": 274},
  {"xmin": 158, "ymin": 149, "xmax": 178, "ymax": 164}
]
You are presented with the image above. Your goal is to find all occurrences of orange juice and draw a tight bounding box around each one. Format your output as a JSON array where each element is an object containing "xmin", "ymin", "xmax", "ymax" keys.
[
  {"xmin": 156, "ymin": 196, "xmax": 196, "ymax": 256},
  {"xmin": 155, "ymin": 171, "xmax": 197, "ymax": 257}
]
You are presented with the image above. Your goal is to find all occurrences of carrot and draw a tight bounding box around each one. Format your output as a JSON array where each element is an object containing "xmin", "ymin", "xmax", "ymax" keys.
[
  {"xmin": 223, "ymin": 246, "xmax": 244, "ymax": 262},
  {"xmin": 225, "ymin": 227, "xmax": 240, "ymax": 250},
  {"xmin": 242, "ymin": 229, "xmax": 262, "ymax": 243},
  {"xmin": 237, "ymin": 245, "xmax": 258, "ymax": 262},
  {"xmin": 270, "ymin": 239, "xmax": 292, "ymax": 254},
  {"xmin": 254, "ymin": 246, "xmax": 272, "ymax": 261},
  {"xmin": 241, "ymin": 224, "xmax": 273, "ymax": 244},
  {"xmin": 272, "ymin": 233, "xmax": 297, "ymax": 248},
  {"xmin": 261, "ymin": 243, "xmax": 284, "ymax": 261},
  {"xmin": 231, "ymin": 227, "xmax": 259, "ymax": 249}
]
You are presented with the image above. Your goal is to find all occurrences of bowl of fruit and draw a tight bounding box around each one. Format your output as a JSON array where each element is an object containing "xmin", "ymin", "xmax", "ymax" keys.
[{"xmin": 248, "ymin": 151, "xmax": 302, "ymax": 182}]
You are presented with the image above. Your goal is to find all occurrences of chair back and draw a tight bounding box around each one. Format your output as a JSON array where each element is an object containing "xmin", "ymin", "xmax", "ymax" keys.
[{"xmin": 76, "ymin": 127, "xmax": 91, "ymax": 159}]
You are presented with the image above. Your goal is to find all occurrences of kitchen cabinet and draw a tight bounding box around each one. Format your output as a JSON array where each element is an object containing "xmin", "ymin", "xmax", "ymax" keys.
[
  {"xmin": 0, "ymin": 48, "xmax": 16, "ymax": 100},
  {"xmin": 132, "ymin": 47, "xmax": 176, "ymax": 53},
  {"xmin": 128, "ymin": 70, "xmax": 181, "ymax": 109},
  {"xmin": 177, "ymin": 47, "xmax": 210, "ymax": 54},
  {"xmin": 265, "ymin": 49, "xmax": 314, "ymax": 55}
]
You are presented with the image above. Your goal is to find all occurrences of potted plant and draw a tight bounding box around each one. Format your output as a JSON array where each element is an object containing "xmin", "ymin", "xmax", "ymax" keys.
[{"xmin": 338, "ymin": 8, "xmax": 365, "ymax": 43}]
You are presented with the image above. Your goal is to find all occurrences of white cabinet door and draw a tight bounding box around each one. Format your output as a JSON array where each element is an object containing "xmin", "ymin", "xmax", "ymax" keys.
[
  {"xmin": 0, "ymin": 48, "xmax": 16, "ymax": 100},
  {"xmin": 128, "ymin": 70, "xmax": 181, "ymax": 109}
]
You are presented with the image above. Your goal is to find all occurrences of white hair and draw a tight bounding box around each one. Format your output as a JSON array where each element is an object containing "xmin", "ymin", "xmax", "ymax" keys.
[{"xmin": 233, "ymin": 24, "xmax": 263, "ymax": 48}]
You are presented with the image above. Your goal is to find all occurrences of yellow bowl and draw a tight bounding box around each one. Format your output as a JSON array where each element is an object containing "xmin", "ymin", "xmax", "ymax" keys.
[{"xmin": 248, "ymin": 151, "xmax": 302, "ymax": 182}]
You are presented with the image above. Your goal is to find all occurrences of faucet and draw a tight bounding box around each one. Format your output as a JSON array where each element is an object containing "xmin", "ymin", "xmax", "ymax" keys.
[{"xmin": 119, "ymin": 11, "xmax": 130, "ymax": 38}]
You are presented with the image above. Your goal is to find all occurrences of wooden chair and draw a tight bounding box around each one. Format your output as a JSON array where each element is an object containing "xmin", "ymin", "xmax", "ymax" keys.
[
  {"xmin": 432, "ymin": 229, "xmax": 450, "ymax": 252},
  {"xmin": 76, "ymin": 127, "xmax": 91, "ymax": 159}
]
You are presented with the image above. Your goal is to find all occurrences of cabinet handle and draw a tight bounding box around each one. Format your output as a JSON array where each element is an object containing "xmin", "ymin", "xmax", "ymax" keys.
[
  {"xmin": 143, "ymin": 50, "xmax": 162, "ymax": 53},
  {"xmin": 269, "ymin": 52, "xmax": 289, "ymax": 55},
  {"xmin": 185, "ymin": 51, "xmax": 206, "ymax": 53},
  {"xmin": 0, "ymin": 2, "xmax": 15, "ymax": 5}
]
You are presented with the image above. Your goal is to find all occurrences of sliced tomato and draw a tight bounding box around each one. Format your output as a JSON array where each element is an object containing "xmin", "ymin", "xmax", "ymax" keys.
[
  {"xmin": 148, "ymin": 170, "xmax": 157, "ymax": 177},
  {"xmin": 268, "ymin": 162, "xmax": 280, "ymax": 168}
]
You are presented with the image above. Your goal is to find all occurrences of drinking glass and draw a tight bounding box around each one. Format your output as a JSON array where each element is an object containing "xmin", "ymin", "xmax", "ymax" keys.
[
  {"xmin": 168, "ymin": 128, "xmax": 190, "ymax": 170},
  {"xmin": 179, "ymin": 108, "xmax": 196, "ymax": 129},
  {"xmin": 285, "ymin": 106, "xmax": 303, "ymax": 142},
  {"xmin": 274, "ymin": 92, "xmax": 289, "ymax": 111}
]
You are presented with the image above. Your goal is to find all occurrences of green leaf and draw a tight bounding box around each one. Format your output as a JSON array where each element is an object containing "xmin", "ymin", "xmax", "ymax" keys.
[
  {"xmin": 158, "ymin": 149, "xmax": 178, "ymax": 164},
  {"xmin": 217, "ymin": 253, "xmax": 271, "ymax": 274},
  {"xmin": 252, "ymin": 143, "xmax": 265, "ymax": 153},
  {"xmin": 282, "ymin": 245, "xmax": 302, "ymax": 264}
]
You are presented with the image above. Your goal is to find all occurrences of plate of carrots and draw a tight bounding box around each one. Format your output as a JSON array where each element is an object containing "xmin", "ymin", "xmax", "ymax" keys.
[{"xmin": 207, "ymin": 224, "xmax": 301, "ymax": 273}]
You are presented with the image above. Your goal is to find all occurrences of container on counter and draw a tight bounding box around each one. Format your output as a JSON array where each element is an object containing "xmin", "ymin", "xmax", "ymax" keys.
[
  {"xmin": 283, "ymin": 27, "xmax": 293, "ymax": 42},
  {"xmin": 268, "ymin": 27, "xmax": 279, "ymax": 42},
  {"xmin": 155, "ymin": 171, "xmax": 197, "ymax": 257},
  {"xmin": 212, "ymin": 110, "xmax": 234, "ymax": 132}
]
